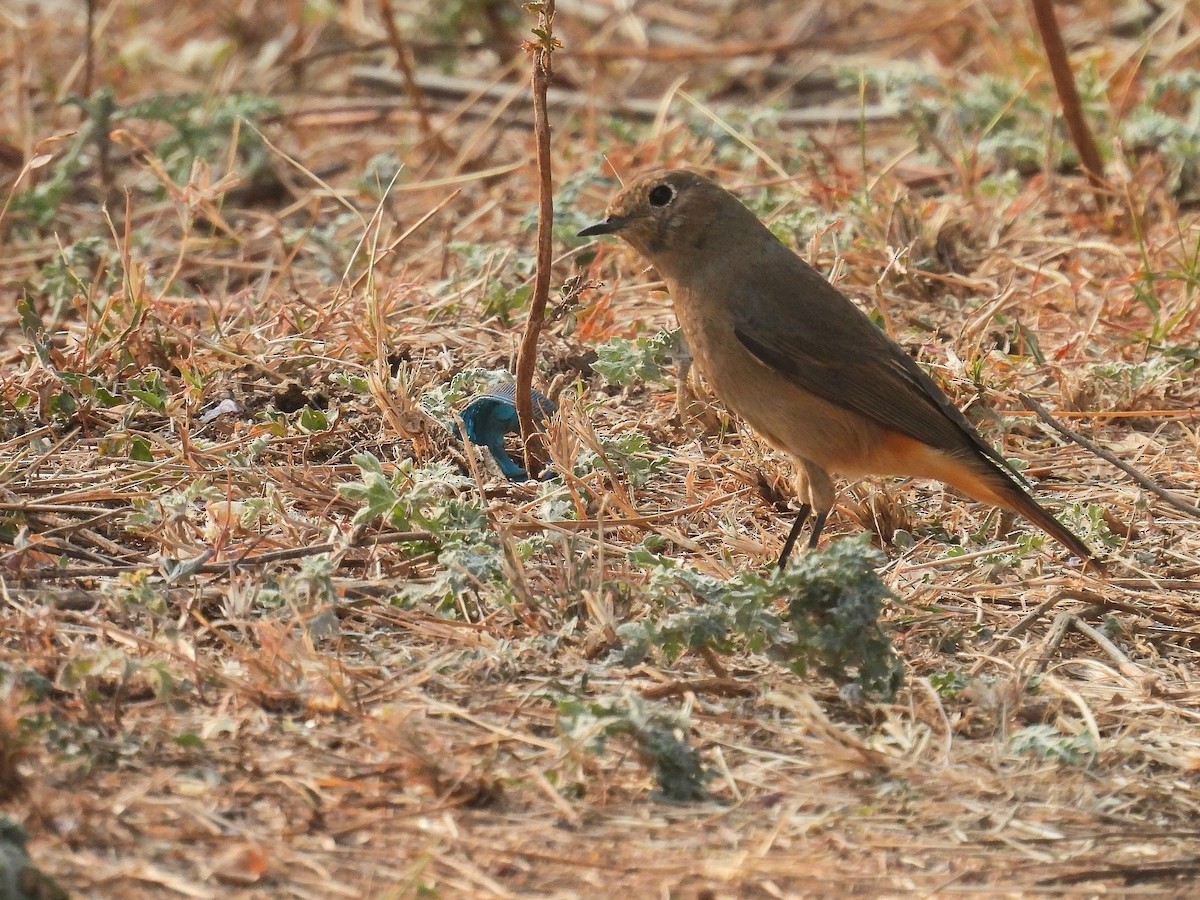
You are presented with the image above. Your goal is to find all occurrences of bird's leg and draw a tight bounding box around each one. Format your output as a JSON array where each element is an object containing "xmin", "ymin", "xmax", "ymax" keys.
[
  {"xmin": 806, "ymin": 508, "xmax": 829, "ymax": 550},
  {"xmin": 777, "ymin": 503, "xmax": 811, "ymax": 569},
  {"xmin": 673, "ymin": 331, "xmax": 694, "ymax": 420}
]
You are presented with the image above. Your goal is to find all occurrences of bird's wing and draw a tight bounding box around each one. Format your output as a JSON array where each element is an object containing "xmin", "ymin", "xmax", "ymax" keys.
[{"xmin": 728, "ymin": 259, "xmax": 1020, "ymax": 478}]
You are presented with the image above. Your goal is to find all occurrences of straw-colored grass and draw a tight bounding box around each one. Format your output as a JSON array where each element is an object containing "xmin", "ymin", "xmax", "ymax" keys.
[{"xmin": 1, "ymin": 1, "xmax": 1198, "ymax": 896}]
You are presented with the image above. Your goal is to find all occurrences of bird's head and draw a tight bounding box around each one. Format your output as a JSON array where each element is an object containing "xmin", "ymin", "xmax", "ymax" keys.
[{"xmin": 578, "ymin": 169, "xmax": 734, "ymax": 275}]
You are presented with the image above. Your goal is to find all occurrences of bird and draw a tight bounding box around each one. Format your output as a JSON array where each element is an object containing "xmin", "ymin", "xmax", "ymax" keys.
[{"xmin": 578, "ymin": 168, "xmax": 1095, "ymax": 569}]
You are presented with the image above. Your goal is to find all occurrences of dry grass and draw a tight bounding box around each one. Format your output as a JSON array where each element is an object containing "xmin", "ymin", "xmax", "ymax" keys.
[{"xmin": 2, "ymin": 0, "xmax": 1200, "ymax": 896}]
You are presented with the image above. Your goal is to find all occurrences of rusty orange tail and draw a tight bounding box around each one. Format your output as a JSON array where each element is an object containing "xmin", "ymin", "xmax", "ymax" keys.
[
  {"xmin": 944, "ymin": 455, "xmax": 1097, "ymax": 567},
  {"xmin": 881, "ymin": 431, "xmax": 1099, "ymax": 567}
]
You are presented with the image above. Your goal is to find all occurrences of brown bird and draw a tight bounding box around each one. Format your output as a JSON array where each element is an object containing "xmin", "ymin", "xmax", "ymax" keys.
[{"xmin": 578, "ymin": 169, "xmax": 1095, "ymax": 568}]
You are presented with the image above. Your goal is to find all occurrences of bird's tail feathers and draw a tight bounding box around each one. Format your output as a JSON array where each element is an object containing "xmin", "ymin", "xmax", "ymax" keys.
[{"xmin": 957, "ymin": 459, "xmax": 1100, "ymax": 570}]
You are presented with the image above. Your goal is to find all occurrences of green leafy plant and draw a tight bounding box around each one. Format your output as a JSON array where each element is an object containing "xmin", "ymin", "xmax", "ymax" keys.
[
  {"xmin": 58, "ymin": 647, "xmax": 183, "ymax": 703},
  {"xmin": 127, "ymin": 370, "xmax": 169, "ymax": 414},
  {"xmin": 527, "ymin": 163, "xmax": 604, "ymax": 245},
  {"xmin": 127, "ymin": 480, "xmax": 222, "ymax": 530},
  {"xmin": 419, "ymin": 367, "xmax": 512, "ymax": 420},
  {"xmin": 929, "ymin": 671, "xmax": 970, "ymax": 698},
  {"xmin": 337, "ymin": 454, "xmax": 472, "ymax": 532},
  {"xmin": 576, "ymin": 431, "xmax": 669, "ymax": 489},
  {"xmin": 1010, "ymin": 724, "xmax": 1096, "ymax": 766},
  {"xmin": 777, "ymin": 537, "xmax": 904, "ymax": 698},
  {"xmin": 298, "ymin": 406, "xmax": 330, "ymax": 432},
  {"xmin": 337, "ymin": 454, "xmax": 508, "ymax": 609},
  {"xmin": 358, "ymin": 150, "xmax": 404, "ymax": 198},
  {"xmin": 557, "ymin": 693, "xmax": 711, "ymax": 801},
  {"xmin": 616, "ymin": 535, "xmax": 902, "ymax": 699},
  {"xmin": 1122, "ymin": 70, "xmax": 1200, "ymax": 197},
  {"xmin": 9, "ymin": 90, "xmax": 278, "ymax": 230},
  {"xmin": 591, "ymin": 330, "xmax": 676, "ymax": 386},
  {"xmin": 37, "ymin": 237, "xmax": 112, "ymax": 317},
  {"xmin": 1093, "ymin": 357, "xmax": 1191, "ymax": 406},
  {"xmin": 443, "ymin": 241, "xmax": 534, "ymax": 323},
  {"xmin": 419, "ymin": 0, "xmax": 522, "ymax": 65},
  {"xmin": 481, "ymin": 281, "xmax": 531, "ymax": 325},
  {"xmin": 863, "ymin": 67, "xmax": 1106, "ymax": 176},
  {"xmin": 1058, "ymin": 502, "xmax": 1120, "ymax": 551},
  {"xmin": 123, "ymin": 91, "xmax": 279, "ymax": 184}
]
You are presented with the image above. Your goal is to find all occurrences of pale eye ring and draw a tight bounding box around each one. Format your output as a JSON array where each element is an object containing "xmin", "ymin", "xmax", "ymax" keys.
[{"xmin": 648, "ymin": 184, "xmax": 675, "ymax": 207}]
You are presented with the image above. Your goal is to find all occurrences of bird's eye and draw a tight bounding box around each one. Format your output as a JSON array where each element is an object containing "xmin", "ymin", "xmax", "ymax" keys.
[{"xmin": 648, "ymin": 184, "xmax": 675, "ymax": 207}]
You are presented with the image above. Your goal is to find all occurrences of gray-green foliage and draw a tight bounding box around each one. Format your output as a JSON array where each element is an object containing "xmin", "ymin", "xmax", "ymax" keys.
[
  {"xmin": 1010, "ymin": 724, "xmax": 1097, "ymax": 766},
  {"xmin": 442, "ymin": 240, "xmax": 534, "ymax": 324},
  {"xmin": 419, "ymin": 0, "xmax": 522, "ymax": 64},
  {"xmin": 0, "ymin": 817, "xmax": 68, "ymax": 900},
  {"xmin": 617, "ymin": 535, "xmax": 902, "ymax": 699},
  {"xmin": 869, "ymin": 63, "xmax": 1200, "ymax": 198},
  {"xmin": 861, "ymin": 67, "xmax": 1092, "ymax": 174},
  {"xmin": 683, "ymin": 103, "xmax": 811, "ymax": 173},
  {"xmin": 591, "ymin": 330, "xmax": 676, "ymax": 386},
  {"xmin": 780, "ymin": 537, "xmax": 904, "ymax": 698},
  {"xmin": 1122, "ymin": 70, "xmax": 1200, "ymax": 196},
  {"xmin": 336, "ymin": 454, "xmax": 473, "ymax": 533},
  {"xmin": 11, "ymin": 89, "xmax": 279, "ymax": 231},
  {"xmin": 1057, "ymin": 502, "xmax": 1119, "ymax": 551},
  {"xmin": 1093, "ymin": 357, "xmax": 1192, "ymax": 404},
  {"xmin": 419, "ymin": 367, "xmax": 512, "ymax": 421},
  {"xmin": 36, "ymin": 237, "xmax": 113, "ymax": 316},
  {"xmin": 336, "ymin": 453, "xmax": 504, "ymax": 607},
  {"xmin": 123, "ymin": 91, "xmax": 279, "ymax": 184},
  {"xmin": 530, "ymin": 163, "xmax": 606, "ymax": 245},
  {"xmin": 358, "ymin": 150, "xmax": 404, "ymax": 198},
  {"xmin": 929, "ymin": 671, "xmax": 970, "ymax": 698},
  {"xmin": 575, "ymin": 431, "xmax": 669, "ymax": 489},
  {"xmin": 558, "ymin": 692, "xmax": 711, "ymax": 802},
  {"xmin": 127, "ymin": 480, "xmax": 223, "ymax": 530}
]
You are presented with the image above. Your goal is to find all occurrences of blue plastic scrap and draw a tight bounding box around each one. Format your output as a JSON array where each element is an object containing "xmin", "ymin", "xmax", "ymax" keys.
[{"xmin": 455, "ymin": 382, "xmax": 557, "ymax": 481}]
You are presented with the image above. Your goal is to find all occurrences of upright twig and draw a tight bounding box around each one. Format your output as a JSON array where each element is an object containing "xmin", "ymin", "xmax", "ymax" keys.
[
  {"xmin": 1028, "ymin": 0, "xmax": 1108, "ymax": 210},
  {"xmin": 377, "ymin": 0, "xmax": 453, "ymax": 156},
  {"xmin": 84, "ymin": 0, "xmax": 97, "ymax": 98},
  {"xmin": 515, "ymin": 1, "xmax": 559, "ymax": 478}
]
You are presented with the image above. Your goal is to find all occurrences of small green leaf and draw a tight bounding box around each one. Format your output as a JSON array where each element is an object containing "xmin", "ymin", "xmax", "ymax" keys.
[
  {"xmin": 128, "ymin": 371, "xmax": 168, "ymax": 413},
  {"xmin": 48, "ymin": 391, "xmax": 77, "ymax": 420},
  {"xmin": 298, "ymin": 406, "xmax": 330, "ymax": 432},
  {"xmin": 173, "ymin": 732, "xmax": 204, "ymax": 749},
  {"xmin": 129, "ymin": 436, "xmax": 154, "ymax": 462}
]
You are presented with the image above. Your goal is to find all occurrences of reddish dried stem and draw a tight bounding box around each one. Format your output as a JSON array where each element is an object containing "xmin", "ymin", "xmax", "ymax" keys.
[
  {"xmin": 378, "ymin": 0, "xmax": 453, "ymax": 155},
  {"xmin": 1028, "ymin": 0, "xmax": 1108, "ymax": 209},
  {"xmin": 516, "ymin": 2, "xmax": 558, "ymax": 477}
]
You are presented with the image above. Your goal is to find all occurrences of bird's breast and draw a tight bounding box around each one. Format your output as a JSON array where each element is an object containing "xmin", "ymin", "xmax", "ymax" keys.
[{"xmin": 670, "ymin": 283, "xmax": 884, "ymax": 474}]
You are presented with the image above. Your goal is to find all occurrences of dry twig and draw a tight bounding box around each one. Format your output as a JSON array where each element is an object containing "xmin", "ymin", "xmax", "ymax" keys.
[
  {"xmin": 515, "ymin": 0, "xmax": 559, "ymax": 477},
  {"xmin": 1028, "ymin": 0, "xmax": 1108, "ymax": 209},
  {"xmin": 1020, "ymin": 393, "xmax": 1200, "ymax": 519}
]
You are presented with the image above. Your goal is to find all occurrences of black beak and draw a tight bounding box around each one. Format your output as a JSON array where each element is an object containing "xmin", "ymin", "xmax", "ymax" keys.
[{"xmin": 577, "ymin": 216, "xmax": 627, "ymax": 238}]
